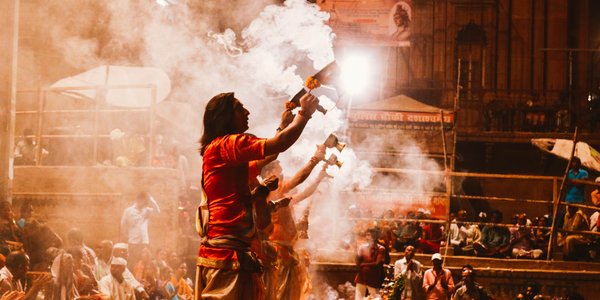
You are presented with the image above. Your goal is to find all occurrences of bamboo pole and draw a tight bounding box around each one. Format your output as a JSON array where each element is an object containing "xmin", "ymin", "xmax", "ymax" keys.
[{"xmin": 547, "ymin": 127, "xmax": 578, "ymax": 260}]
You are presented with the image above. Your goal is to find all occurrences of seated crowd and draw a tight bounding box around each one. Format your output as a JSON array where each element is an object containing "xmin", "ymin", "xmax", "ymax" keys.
[
  {"xmin": 356, "ymin": 204, "xmax": 600, "ymax": 261},
  {"xmin": 0, "ymin": 200, "xmax": 194, "ymax": 300}
]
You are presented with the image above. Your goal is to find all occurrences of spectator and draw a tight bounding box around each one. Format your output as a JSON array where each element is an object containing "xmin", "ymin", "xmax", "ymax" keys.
[
  {"xmin": 14, "ymin": 128, "xmax": 46, "ymax": 165},
  {"xmin": 68, "ymin": 247, "xmax": 97, "ymax": 295},
  {"xmin": 591, "ymin": 177, "xmax": 600, "ymax": 206},
  {"xmin": 98, "ymin": 257, "xmax": 135, "ymax": 300},
  {"xmin": 66, "ymin": 228, "xmax": 96, "ymax": 267},
  {"xmin": 515, "ymin": 281, "xmax": 544, "ymax": 300},
  {"xmin": 532, "ymin": 215, "xmax": 550, "ymax": 254},
  {"xmin": 452, "ymin": 265, "xmax": 490, "ymax": 300},
  {"xmin": 132, "ymin": 247, "xmax": 154, "ymax": 283},
  {"xmin": 355, "ymin": 228, "xmax": 385, "ymax": 299},
  {"xmin": 112, "ymin": 243, "xmax": 149, "ymax": 299},
  {"xmin": 19, "ymin": 207, "xmax": 62, "ymax": 271},
  {"xmin": 448, "ymin": 210, "xmax": 480, "ymax": 255},
  {"xmin": 170, "ymin": 262, "xmax": 193, "ymax": 300},
  {"xmin": 557, "ymin": 205, "xmax": 590, "ymax": 260},
  {"xmin": 393, "ymin": 245, "xmax": 424, "ymax": 300},
  {"xmin": 423, "ymin": 253, "xmax": 454, "ymax": 300},
  {"xmin": 380, "ymin": 210, "xmax": 398, "ymax": 250},
  {"xmin": 159, "ymin": 266, "xmax": 177, "ymax": 300},
  {"xmin": 0, "ymin": 201, "xmax": 23, "ymax": 249},
  {"xmin": 419, "ymin": 218, "xmax": 444, "ymax": 254},
  {"xmin": 0, "ymin": 251, "xmax": 52, "ymax": 300},
  {"xmin": 395, "ymin": 211, "xmax": 421, "ymax": 251},
  {"xmin": 565, "ymin": 157, "xmax": 588, "ymax": 204},
  {"xmin": 47, "ymin": 252, "xmax": 79, "ymax": 300},
  {"xmin": 120, "ymin": 192, "xmax": 160, "ymax": 270},
  {"xmin": 509, "ymin": 213, "xmax": 543, "ymax": 259},
  {"xmin": 93, "ymin": 240, "xmax": 113, "ymax": 282},
  {"xmin": 473, "ymin": 210, "xmax": 510, "ymax": 258}
]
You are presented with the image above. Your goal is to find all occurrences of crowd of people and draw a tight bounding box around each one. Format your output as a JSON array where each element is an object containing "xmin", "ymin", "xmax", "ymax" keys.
[
  {"xmin": 0, "ymin": 191, "xmax": 199, "ymax": 300},
  {"xmin": 357, "ymin": 156, "xmax": 600, "ymax": 263},
  {"xmin": 6, "ymin": 87, "xmax": 600, "ymax": 300}
]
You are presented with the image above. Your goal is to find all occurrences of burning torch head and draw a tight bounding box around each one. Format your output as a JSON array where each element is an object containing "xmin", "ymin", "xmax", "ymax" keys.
[
  {"xmin": 287, "ymin": 61, "xmax": 340, "ymax": 115},
  {"xmin": 324, "ymin": 134, "xmax": 346, "ymax": 152}
]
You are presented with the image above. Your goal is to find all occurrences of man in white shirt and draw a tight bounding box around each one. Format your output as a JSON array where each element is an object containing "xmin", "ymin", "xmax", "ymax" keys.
[
  {"xmin": 98, "ymin": 257, "xmax": 135, "ymax": 300},
  {"xmin": 394, "ymin": 245, "xmax": 424, "ymax": 300},
  {"xmin": 449, "ymin": 210, "xmax": 480, "ymax": 255},
  {"xmin": 120, "ymin": 192, "xmax": 160, "ymax": 268},
  {"xmin": 93, "ymin": 240, "xmax": 113, "ymax": 281}
]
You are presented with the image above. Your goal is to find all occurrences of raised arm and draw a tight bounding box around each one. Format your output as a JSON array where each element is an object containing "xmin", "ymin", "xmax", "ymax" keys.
[
  {"xmin": 280, "ymin": 145, "xmax": 326, "ymax": 194},
  {"xmin": 148, "ymin": 196, "xmax": 160, "ymax": 214},
  {"xmin": 290, "ymin": 165, "xmax": 329, "ymax": 205},
  {"xmin": 264, "ymin": 93, "xmax": 319, "ymax": 156}
]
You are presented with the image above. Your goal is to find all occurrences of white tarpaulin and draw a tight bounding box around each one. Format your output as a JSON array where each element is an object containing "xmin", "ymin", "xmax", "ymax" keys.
[
  {"xmin": 531, "ymin": 138, "xmax": 600, "ymax": 172},
  {"xmin": 50, "ymin": 65, "xmax": 171, "ymax": 107}
]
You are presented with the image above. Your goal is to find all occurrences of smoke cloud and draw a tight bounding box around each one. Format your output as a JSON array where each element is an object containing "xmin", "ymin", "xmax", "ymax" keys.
[{"xmin": 23, "ymin": 0, "xmax": 445, "ymax": 265}]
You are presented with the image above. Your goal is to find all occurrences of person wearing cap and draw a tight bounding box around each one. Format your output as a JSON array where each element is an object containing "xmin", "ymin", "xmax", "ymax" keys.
[
  {"xmin": 112, "ymin": 243, "xmax": 149, "ymax": 299},
  {"xmin": 423, "ymin": 253, "xmax": 454, "ymax": 300},
  {"xmin": 394, "ymin": 245, "xmax": 424, "ymax": 300},
  {"xmin": 98, "ymin": 257, "xmax": 135, "ymax": 300}
]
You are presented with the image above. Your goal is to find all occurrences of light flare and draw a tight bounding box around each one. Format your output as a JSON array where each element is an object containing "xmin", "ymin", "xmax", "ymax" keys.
[{"xmin": 339, "ymin": 53, "xmax": 372, "ymax": 95}]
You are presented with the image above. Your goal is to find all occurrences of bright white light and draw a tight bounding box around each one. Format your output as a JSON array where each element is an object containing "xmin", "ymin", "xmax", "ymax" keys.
[
  {"xmin": 156, "ymin": 0, "xmax": 177, "ymax": 6},
  {"xmin": 339, "ymin": 53, "xmax": 372, "ymax": 95}
]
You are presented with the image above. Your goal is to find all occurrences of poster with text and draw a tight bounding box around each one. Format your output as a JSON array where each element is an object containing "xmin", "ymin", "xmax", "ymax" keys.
[{"xmin": 317, "ymin": 0, "xmax": 412, "ymax": 47}]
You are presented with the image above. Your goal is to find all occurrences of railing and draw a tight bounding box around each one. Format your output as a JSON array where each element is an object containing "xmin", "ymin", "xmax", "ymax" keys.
[
  {"xmin": 15, "ymin": 85, "xmax": 157, "ymax": 167},
  {"xmin": 359, "ymin": 167, "xmax": 600, "ymax": 261}
]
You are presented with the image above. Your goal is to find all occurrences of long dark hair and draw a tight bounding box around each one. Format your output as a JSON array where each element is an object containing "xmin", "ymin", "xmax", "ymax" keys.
[{"xmin": 199, "ymin": 92, "xmax": 237, "ymax": 155}]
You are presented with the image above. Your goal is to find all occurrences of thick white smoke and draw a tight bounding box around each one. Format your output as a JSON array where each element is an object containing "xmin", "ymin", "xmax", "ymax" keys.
[{"xmin": 33, "ymin": 0, "xmax": 444, "ymax": 262}]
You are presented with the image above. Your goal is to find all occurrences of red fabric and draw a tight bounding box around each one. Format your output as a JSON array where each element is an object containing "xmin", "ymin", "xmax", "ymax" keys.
[{"xmin": 198, "ymin": 134, "xmax": 266, "ymax": 263}]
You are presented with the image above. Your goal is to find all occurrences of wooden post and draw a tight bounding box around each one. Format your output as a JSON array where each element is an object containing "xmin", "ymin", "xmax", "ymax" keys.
[
  {"xmin": 547, "ymin": 127, "xmax": 578, "ymax": 260},
  {"xmin": 148, "ymin": 85, "xmax": 157, "ymax": 167},
  {"xmin": 35, "ymin": 89, "xmax": 45, "ymax": 166},
  {"xmin": 0, "ymin": 0, "xmax": 19, "ymax": 202}
]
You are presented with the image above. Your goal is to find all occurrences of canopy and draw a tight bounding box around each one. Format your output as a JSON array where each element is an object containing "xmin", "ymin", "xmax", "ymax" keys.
[
  {"xmin": 349, "ymin": 94, "xmax": 454, "ymax": 130},
  {"xmin": 531, "ymin": 138, "xmax": 600, "ymax": 172},
  {"xmin": 50, "ymin": 65, "xmax": 171, "ymax": 108}
]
